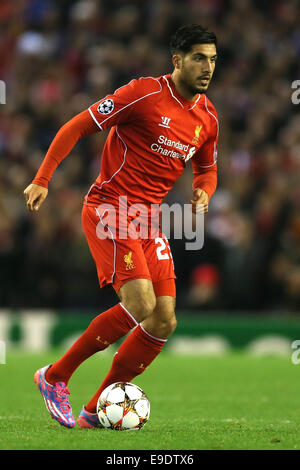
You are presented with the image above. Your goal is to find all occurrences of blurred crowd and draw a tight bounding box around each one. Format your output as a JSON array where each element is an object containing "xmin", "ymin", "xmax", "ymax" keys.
[{"xmin": 0, "ymin": 0, "xmax": 300, "ymax": 312}]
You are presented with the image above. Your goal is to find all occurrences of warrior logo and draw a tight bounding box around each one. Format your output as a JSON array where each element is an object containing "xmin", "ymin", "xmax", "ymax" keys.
[{"xmin": 158, "ymin": 116, "xmax": 171, "ymax": 128}]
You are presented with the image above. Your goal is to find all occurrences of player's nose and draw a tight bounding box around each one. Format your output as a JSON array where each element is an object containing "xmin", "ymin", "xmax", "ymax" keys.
[
  {"xmin": 204, "ymin": 66, "xmax": 212, "ymax": 75},
  {"xmin": 202, "ymin": 59, "xmax": 213, "ymax": 74}
]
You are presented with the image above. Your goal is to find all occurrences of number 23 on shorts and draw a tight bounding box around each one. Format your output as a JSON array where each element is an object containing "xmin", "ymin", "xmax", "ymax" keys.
[{"xmin": 155, "ymin": 236, "xmax": 173, "ymax": 262}]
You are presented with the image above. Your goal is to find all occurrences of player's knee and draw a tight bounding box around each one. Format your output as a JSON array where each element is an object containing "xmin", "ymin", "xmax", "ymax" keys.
[
  {"xmin": 118, "ymin": 279, "xmax": 156, "ymax": 323},
  {"xmin": 161, "ymin": 315, "xmax": 177, "ymax": 337},
  {"xmin": 170, "ymin": 315, "xmax": 177, "ymax": 335},
  {"xmin": 148, "ymin": 314, "xmax": 177, "ymax": 339},
  {"xmin": 122, "ymin": 293, "xmax": 156, "ymax": 323}
]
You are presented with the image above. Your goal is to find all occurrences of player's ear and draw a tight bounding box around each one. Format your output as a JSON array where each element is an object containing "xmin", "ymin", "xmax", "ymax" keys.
[{"xmin": 172, "ymin": 54, "xmax": 182, "ymax": 70}]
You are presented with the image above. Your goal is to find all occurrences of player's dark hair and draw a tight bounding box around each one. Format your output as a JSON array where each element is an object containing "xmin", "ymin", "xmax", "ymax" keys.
[{"xmin": 170, "ymin": 24, "xmax": 217, "ymax": 55}]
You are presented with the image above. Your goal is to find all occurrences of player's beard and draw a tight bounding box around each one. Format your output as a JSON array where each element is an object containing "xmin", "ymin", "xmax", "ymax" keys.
[{"xmin": 180, "ymin": 67, "xmax": 209, "ymax": 96}]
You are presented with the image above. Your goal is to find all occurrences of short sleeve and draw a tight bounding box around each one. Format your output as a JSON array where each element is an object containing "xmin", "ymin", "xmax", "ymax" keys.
[{"xmin": 88, "ymin": 77, "xmax": 162, "ymax": 131}]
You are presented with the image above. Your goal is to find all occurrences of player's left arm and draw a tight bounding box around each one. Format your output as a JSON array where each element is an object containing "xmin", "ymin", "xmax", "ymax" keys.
[
  {"xmin": 190, "ymin": 114, "xmax": 218, "ymax": 214},
  {"xmin": 190, "ymin": 144, "xmax": 217, "ymax": 214}
]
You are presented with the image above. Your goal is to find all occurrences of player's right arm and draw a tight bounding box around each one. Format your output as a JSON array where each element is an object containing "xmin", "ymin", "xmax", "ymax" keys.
[
  {"xmin": 24, "ymin": 77, "xmax": 161, "ymax": 212},
  {"xmin": 23, "ymin": 109, "xmax": 99, "ymax": 212},
  {"xmin": 24, "ymin": 183, "xmax": 48, "ymax": 212}
]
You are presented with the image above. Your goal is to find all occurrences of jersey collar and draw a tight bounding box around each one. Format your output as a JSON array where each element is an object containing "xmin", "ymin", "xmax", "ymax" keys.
[{"xmin": 163, "ymin": 74, "xmax": 201, "ymax": 110}]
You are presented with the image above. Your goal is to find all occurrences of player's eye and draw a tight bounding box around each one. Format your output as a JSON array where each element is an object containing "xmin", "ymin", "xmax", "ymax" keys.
[{"xmin": 193, "ymin": 56, "xmax": 217, "ymax": 63}]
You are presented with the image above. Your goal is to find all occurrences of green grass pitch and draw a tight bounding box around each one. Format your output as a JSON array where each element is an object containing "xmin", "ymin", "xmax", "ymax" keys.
[{"xmin": 0, "ymin": 350, "xmax": 300, "ymax": 450}]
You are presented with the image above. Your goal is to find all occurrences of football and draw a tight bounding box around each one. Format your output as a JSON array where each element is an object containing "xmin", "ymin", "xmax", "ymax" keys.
[{"xmin": 97, "ymin": 382, "xmax": 150, "ymax": 430}]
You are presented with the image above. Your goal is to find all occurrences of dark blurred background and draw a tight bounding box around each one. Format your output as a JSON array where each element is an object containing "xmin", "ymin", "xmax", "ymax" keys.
[{"xmin": 0, "ymin": 0, "xmax": 299, "ymax": 313}]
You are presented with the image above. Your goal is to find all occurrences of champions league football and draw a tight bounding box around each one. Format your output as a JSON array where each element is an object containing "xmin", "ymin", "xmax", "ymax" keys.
[{"xmin": 97, "ymin": 382, "xmax": 150, "ymax": 430}]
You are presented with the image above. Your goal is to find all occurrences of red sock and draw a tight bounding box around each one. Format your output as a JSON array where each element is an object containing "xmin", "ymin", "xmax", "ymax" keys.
[
  {"xmin": 85, "ymin": 324, "xmax": 167, "ymax": 413},
  {"xmin": 45, "ymin": 303, "xmax": 137, "ymax": 385}
]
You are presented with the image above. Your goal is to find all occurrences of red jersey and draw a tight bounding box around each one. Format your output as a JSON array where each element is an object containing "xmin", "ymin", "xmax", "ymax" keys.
[
  {"xmin": 32, "ymin": 74, "xmax": 218, "ymax": 206},
  {"xmin": 85, "ymin": 73, "xmax": 218, "ymax": 207}
]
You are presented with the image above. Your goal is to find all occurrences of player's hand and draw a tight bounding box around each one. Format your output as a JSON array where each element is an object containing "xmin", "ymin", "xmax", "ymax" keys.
[
  {"xmin": 190, "ymin": 188, "xmax": 209, "ymax": 214},
  {"xmin": 23, "ymin": 183, "xmax": 48, "ymax": 212}
]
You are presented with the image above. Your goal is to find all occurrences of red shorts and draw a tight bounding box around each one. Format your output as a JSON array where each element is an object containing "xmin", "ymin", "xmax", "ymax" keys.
[{"xmin": 82, "ymin": 204, "xmax": 176, "ymax": 297}]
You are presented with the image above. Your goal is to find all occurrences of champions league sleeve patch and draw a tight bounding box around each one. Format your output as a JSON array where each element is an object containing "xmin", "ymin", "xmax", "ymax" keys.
[{"xmin": 97, "ymin": 98, "xmax": 114, "ymax": 115}]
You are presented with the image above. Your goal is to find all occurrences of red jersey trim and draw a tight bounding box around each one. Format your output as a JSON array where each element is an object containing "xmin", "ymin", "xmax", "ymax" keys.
[
  {"xmin": 163, "ymin": 75, "xmax": 184, "ymax": 109},
  {"xmin": 163, "ymin": 75, "xmax": 201, "ymax": 110},
  {"xmin": 85, "ymin": 125, "xmax": 128, "ymax": 201},
  {"xmin": 188, "ymin": 94, "xmax": 201, "ymax": 110},
  {"xmin": 88, "ymin": 107, "xmax": 103, "ymax": 130},
  {"xmin": 100, "ymin": 125, "xmax": 127, "ymax": 191}
]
